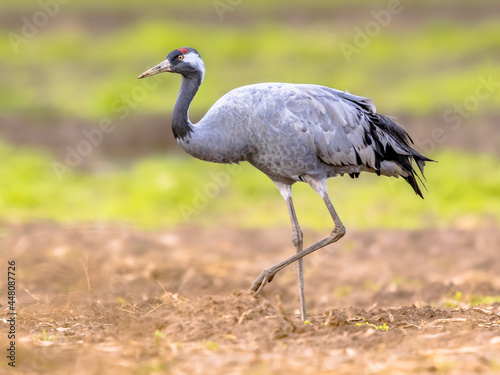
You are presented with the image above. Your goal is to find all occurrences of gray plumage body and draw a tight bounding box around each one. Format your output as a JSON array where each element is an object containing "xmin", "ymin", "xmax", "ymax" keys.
[
  {"xmin": 139, "ymin": 47, "xmax": 432, "ymax": 321},
  {"xmin": 178, "ymin": 82, "xmax": 428, "ymax": 195}
]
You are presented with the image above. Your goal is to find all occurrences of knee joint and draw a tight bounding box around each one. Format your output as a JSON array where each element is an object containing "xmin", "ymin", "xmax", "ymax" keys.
[
  {"xmin": 291, "ymin": 228, "xmax": 303, "ymax": 247},
  {"xmin": 331, "ymin": 225, "xmax": 346, "ymax": 239}
]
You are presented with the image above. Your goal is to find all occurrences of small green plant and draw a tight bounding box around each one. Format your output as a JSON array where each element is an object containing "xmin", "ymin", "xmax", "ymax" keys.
[
  {"xmin": 443, "ymin": 291, "xmax": 463, "ymax": 308},
  {"xmin": 205, "ymin": 341, "xmax": 219, "ymax": 350},
  {"xmin": 470, "ymin": 295, "xmax": 500, "ymax": 306},
  {"xmin": 153, "ymin": 330, "xmax": 166, "ymax": 345},
  {"xmin": 117, "ymin": 297, "xmax": 129, "ymax": 306},
  {"xmin": 442, "ymin": 292, "xmax": 500, "ymax": 307},
  {"xmin": 34, "ymin": 329, "xmax": 59, "ymax": 342},
  {"xmin": 354, "ymin": 322, "xmax": 389, "ymax": 331}
]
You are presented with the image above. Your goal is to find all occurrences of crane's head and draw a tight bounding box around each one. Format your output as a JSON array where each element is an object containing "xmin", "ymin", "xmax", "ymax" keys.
[{"xmin": 138, "ymin": 47, "xmax": 205, "ymax": 81}]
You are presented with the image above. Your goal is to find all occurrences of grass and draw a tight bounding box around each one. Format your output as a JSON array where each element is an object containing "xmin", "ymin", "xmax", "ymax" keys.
[
  {"xmin": 0, "ymin": 141, "xmax": 499, "ymax": 230},
  {"xmin": 2, "ymin": 0, "xmax": 495, "ymax": 13},
  {"xmin": 1, "ymin": 12, "xmax": 499, "ymax": 119},
  {"xmin": 1, "ymin": 2, "xmax": 498, "ymax": 230},
  {"xmin": 470, "ymin": 295, "xmax": 500, "ymax": 306},
  {"xmin": 443, "ymin": 291, "xmax": 500, "ymax": 308}
]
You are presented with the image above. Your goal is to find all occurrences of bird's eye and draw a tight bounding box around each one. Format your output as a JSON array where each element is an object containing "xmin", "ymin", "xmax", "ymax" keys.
[{"xmin": 177, "ymin": 55, "xmax": 184, "ymax": 61}]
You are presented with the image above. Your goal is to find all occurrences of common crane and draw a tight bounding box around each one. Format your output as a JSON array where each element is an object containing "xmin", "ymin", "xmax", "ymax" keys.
[{"xmin": 138, "ymin": 47, "xmax": 432, "ymax": 321}]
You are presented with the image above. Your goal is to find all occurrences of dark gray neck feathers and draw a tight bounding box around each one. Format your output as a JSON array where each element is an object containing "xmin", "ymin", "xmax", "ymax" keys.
[{"xmin": 172, "ymin": 72, "xmax": 202, "ymax": 140}]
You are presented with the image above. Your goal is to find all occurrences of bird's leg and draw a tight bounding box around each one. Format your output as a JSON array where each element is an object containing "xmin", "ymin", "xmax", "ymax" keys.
[
  {"xmin": 260, "ymin": 182, "xmax": 306, "ymax": 321},
  {"xmin": 249, "ymin": 179, "xmax": 345, "ymax": 307},
  {"xmin": 285, "ymin": 195, "xmax": 307, "ymax": 322}
]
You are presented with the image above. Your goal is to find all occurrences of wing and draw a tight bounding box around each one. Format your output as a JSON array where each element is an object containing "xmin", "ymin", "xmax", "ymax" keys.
[{"xmin": 284, "ymin": 84, "xmax": 432, "ymax": 196}]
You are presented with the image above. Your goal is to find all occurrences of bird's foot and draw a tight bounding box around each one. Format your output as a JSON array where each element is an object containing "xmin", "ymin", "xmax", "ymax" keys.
[{"xmin": 249, "ymin": 269, "xmax": 275, "ymax": 295}]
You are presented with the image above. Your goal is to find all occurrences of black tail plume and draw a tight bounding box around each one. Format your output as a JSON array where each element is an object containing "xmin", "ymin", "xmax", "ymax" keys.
[{"xmin": 367, "ymin": 113, "xmax": 434, "ymax": 198}]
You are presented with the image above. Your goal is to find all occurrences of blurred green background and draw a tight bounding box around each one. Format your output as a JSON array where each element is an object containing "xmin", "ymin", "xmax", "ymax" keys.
[{"xmin": 1, "ymin": 0, "xmax": 499, "ymax": 230}]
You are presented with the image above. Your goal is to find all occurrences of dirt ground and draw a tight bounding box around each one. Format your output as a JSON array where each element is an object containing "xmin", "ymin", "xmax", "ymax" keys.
[{"xmin": 1, "ymin": 222, "xmax": 500, "ymax": 374}]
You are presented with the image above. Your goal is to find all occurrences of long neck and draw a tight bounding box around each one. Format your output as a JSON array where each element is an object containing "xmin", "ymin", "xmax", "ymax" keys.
[{"xmin": 172, "ymin": 73, "xmax": 203, "ymax": 140}]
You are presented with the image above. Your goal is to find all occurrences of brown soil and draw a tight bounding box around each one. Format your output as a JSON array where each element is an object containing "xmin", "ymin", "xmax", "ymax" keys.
[{"xmin": 1, "ymin": 222, "xmax": 500, "ymax": 374}]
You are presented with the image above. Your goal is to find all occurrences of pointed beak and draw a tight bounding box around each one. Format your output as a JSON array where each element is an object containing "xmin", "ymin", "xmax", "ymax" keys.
[{"xmin": 138, "ymin": 60, "xmax": 172, "ymax": 79}]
